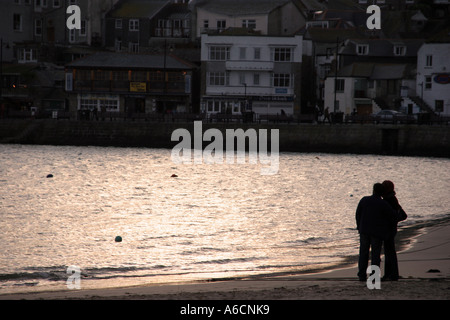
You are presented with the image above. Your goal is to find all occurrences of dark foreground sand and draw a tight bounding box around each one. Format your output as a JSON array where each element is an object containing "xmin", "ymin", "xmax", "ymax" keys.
[{"xmin": 1, "ymin": 219, "xmax": 449, "ymax": 300}]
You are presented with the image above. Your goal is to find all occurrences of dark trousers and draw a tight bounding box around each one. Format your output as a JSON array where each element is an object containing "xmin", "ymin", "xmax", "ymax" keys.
[
  {"xmin": 358, "ymin": 233, "xmax": 383, "ymax": 279},
  {"xmin": 383, "ymin": 236, "xmax": 399, "ymax": 280}
]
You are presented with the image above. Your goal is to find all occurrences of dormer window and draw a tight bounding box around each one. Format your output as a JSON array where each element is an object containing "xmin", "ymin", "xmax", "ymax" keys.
[
  {"xmin": 356, "ymin": 44, "xmax": 368, "ymax": 55},
  {"xmin": 394, "ymin": 45, "xmax": 406, "ymax": 56}
]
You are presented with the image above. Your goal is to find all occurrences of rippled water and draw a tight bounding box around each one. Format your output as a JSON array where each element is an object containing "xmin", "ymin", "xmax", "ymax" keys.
[{"xmin": 0, "ymin": 144, "xmax": 449, "ymax": 294}]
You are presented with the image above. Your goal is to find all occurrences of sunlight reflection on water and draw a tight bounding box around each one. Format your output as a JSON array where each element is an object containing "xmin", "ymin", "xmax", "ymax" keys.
[{"xmin": 0, "ymin": 144, "xmax": 449, "ymax": 293}]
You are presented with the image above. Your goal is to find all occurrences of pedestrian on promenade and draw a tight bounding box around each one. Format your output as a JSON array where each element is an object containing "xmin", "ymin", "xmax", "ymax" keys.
[{"xmin": 323, "ymin": 107, "xmax": 331, "ymax": 124}]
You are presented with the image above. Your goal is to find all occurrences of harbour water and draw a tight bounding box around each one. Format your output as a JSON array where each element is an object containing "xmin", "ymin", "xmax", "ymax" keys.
[{"xmin": 0, "ymin": 144, "xmax": 449, "ymax": 294}]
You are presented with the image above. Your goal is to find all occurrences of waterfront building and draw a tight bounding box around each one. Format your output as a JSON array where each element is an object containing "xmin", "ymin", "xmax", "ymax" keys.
[
  {"xmin": 415, "ymin": 42, "xmax": 450, "ymax": 116},
  {"xmin": 200, "ymin": 33, "xmax": 303, "ymax": 117},
  {"xmin": 323, "ymin": 62, "xmax": 416, "ymax": 116},
  {"xmin": 65, "ymin": 51, "xmax": 196, "ymax": 119}
]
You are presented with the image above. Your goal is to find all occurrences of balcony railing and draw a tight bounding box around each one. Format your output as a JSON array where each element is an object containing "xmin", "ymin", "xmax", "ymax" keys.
[{"xmin": 226, "ymin": 60, "xmax": 274, "ymax": 71}]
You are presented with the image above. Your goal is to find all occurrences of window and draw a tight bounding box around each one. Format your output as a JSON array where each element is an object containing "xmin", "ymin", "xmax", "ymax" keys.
[
  {"xmin": 79, "ymin": 99, "xmax": 97, "ymax": 110},
  {"xmin": 272, "ymin": 48, "xmax": 292, "ymax": 62},
  {"xmin": 242, "ymin": 19, "xmax": 256, "ymax": 29},
  {"xmin": 239, "ymin": 73, "xmax": 246, "ymax": 85},
  {"xmin": 208, "ymin": 72, "xmax": 229, "ymax": 86},
  {"xmin": 79, "ymin": 20, "xmax": 86, "ymax": 36},
  {"xmin": 35, "ymin": 19, "xmax": 42, "ymax": 36},
  {"xmin": 435, "ymin": 100, "xmax": 444, "ymax": 113},
  {"xmin": 115, "ymin": 19, "xmax": 122, "ymax": 29},
  {"xmin": 130, "ymin": 71, "xmax": 146, "ymax": 82},
  {"xmin": 129, "ymin": 42, "xmax": 139, "ymax": 53},
  {"xmin": 94, "ymin": 70, "xmax": 108, "ymax": 81},
  {"xmin": 19, "ymin": 48, "xmax": 37, "ymax": 63},
  {"xmin": 356, "ymin": 44, "xmax": 368, "ymax": 55},
  {"xmin": 76, "ymin": 70, "xmax": 91, "ymax": 81},
  {"xmin": 13, "ymin": 14, "xmax": 22, "ymax": 31},
  {"xmin": 53, "ymin": 0, "xmax": 60, "ymax": 7},
  {"xmin": 100, "ymin": 99, "xmax": 119, "ymax": 112},
  {"xmin": 80, "ymin": 97, "xmax": 119, "ymax": 112},
  {"xmin": 272, "ymin": 73, "xmax": 291, "ymax": 87},
  {"xmin": 239, "ymin": 47, "xmax": 246, "ymax": 60},
  {"xmin": 425, "ymin": 55, "xmax": 433, "ymax": 67},
  {"xmin": 253, "ymin": 73, "xmax": 260, "ymax": 86},
  {"xmin": 425, "ymin": 76, "xmax": 432, "ymax": 90},
  {"xmin": 129, "ymin": 19, "xmax": 139, "ymax": 31},
  {"xmin": 217, "ymin": 20, "xmax": 226, "ymax": 31},
  {"xmin": 112, "ymin": 71, "xmax": 128, "ymax": 81},
  {"xmin": 203, "ymin": 20, "xmax": 209, "ymax": 29},
  {"xmin": 209, "ymin": 46, "xmax": 230, "ymax": 60},
  {"xmin": 335, "ymin": 79, "xmax": 345, "ymax": 92},
  {"xmin": 394, "ymin": 45, "xmax": 406, "ymax": 56},
  {"xmin": 115, "ymin": 39, "xmax": 122, "ymax": 52},
  {"xmin": 254, "ymin": 48, "xmax": 261, "ymax": 60}
]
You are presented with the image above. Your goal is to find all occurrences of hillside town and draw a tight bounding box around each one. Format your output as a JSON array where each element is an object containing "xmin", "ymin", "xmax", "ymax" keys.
[{"xmin": 1, "ymin": 0, "xmax": 449, "ymax": 124}]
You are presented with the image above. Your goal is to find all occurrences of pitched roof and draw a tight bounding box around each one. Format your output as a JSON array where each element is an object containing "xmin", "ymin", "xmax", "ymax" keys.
[
  {"xmin": 197, "ymin": 0, "xmax": 290, "ymax": 16},
  {"xmin": 108, "ymin": 0, "xmax": 170, "ymax": 19},
  {"xmin": 340, "ymin": 38, "xmax": 424, "ymax": 57},
  {"xmin": 304, "ymin": 27, "xmax": 364, "ymax": 43},
  {"xmin": 67, "ymin": 52, "xmax": 195, "ymax": 70},
  {"xmin": 329, "ymin": 62, "xmax": 415, "ymax": 80}
]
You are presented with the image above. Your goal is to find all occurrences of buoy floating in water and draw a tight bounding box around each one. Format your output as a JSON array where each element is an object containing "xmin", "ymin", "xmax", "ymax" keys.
[{"xmin": 115, "ymin": 236, "xmax": 122, "ymax": 242}]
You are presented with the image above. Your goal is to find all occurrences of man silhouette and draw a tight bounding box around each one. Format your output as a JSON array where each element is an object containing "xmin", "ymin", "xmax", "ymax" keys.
[{"xmin": 355, "ymin": 183, "xmax": 398, "ymax": 281}]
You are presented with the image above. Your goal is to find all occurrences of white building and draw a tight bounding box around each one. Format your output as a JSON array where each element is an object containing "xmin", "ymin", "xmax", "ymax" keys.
[
  {"xmin": 323, "ymin": 62, "xmax": 415, "ymax": 116},
  {"xmin": 416, "ymin": 43, "xmax": 450, "ymax": 116},
  {"xmin": 193, "ymin": 0, "xmax": 306, "ymax": 38},
  {"xmin": 200, "ymin": 33, "xmax": 302, "ymax": 116}
]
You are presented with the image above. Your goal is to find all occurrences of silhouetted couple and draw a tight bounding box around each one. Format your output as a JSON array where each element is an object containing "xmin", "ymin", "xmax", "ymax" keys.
[{"xmin": 356, "ymin": 181, "xmax": 407, "ymax": 281}]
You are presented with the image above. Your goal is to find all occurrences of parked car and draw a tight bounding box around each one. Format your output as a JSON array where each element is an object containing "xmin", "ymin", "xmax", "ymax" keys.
[{"xmin": 372, "ymin": 110, "xmax": 415, "ymax": 124}]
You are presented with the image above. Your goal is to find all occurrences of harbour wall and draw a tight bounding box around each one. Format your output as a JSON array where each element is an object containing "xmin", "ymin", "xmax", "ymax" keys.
[{"xmin": 0, "ymin": 119, "xmax": 449, "ymax": 158}]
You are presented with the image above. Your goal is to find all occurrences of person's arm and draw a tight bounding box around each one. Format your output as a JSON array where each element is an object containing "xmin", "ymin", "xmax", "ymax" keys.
[{"xmin": 355, "ymin": 199, "xmax": 364, "ymax": 231}]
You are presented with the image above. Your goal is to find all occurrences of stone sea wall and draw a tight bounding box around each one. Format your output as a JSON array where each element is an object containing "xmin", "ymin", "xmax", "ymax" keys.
[{"xmin": 0, "ymin": 119, "xmax": 449, "ymax": 158}]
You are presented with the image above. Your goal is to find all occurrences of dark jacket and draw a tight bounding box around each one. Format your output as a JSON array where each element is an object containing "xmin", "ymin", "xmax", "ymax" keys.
[
  {"xmin": 383, "ymin": 191, "xmax": 407, "ymax": 221},
  {"xmin": 356, "ymin": 195, "xmax": 399, "ymax": 240},
  {"xmin": 383, "ymin": 191, "xmax": 407, "ymax": 236}
]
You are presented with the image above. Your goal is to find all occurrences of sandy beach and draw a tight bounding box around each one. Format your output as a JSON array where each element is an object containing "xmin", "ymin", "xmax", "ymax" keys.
[{"xmin": 1, "ymin": 219, "xmax": 449, "ymax": 301}]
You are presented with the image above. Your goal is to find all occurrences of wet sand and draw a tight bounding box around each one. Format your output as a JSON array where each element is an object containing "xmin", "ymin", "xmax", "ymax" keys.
[{"xmin": 1, "ymin": 219, "xmax": 449, "ymax": 301}]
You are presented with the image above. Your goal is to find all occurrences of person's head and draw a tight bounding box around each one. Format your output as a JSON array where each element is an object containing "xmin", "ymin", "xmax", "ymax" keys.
[
  {"xmin": 382, "ymin": 180, "xmax": 395, "ymax": 194},
  {"xmin": 373, "ymin": 183, "xmax": 385, "ymax": 197}
]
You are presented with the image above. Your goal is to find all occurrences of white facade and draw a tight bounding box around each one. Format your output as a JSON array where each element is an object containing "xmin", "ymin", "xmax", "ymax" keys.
[
  {"xmin": 201, "ymin": 34, "xmax": 302, "ymax": 116},
  {"xmin": 195, "ymin": 1, "xmax": 304, "ymax": 38},
  {"xmin": 323, "ymin": 77, "xmax": 383, "ymax": 115},
  {"xmin": 416, "ymin": 43, "xmax": 450, "ymax": 116},
  {"xmin": 196, "ymin": 9, "xmax": 269, "ymax": 37}
]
